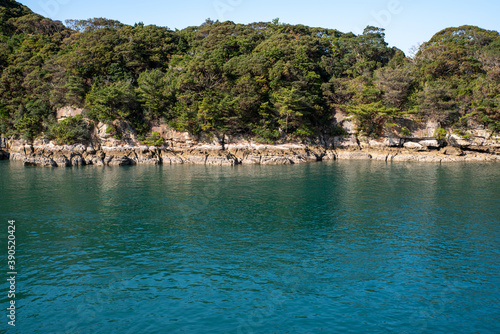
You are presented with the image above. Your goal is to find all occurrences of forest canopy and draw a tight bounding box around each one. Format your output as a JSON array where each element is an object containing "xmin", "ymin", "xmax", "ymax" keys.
[{"xmin": 1, "ymin": 0, "xmax": 499, "ymax": 144}]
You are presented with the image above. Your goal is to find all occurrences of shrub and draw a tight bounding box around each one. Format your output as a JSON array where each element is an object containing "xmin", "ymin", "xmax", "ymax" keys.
[
  {"xmin": 433, "ymin": 127, "xmax": 447, "ymax": 140},
  {"xmin": 141, "ymin": 131, "xmax": 164, "ymax": 147},
  {"xmin": 47, "ymin": 115, "xmax": 90, "ymax": 144},
  {"xmin": 400, "ymin": 126, "xmax": 411, "ymax": 137},
  {"xmin": 453, "ymin": 128, "xmax": 472, "ymax": 138}
]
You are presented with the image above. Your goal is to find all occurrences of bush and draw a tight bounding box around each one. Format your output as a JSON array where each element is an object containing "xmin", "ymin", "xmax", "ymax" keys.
[
  {"xmin": 400, "ymin": 126, "xmax": 411, "ymax": 137},
  {"xmin": 47, "ymin": 115, "xmax": 90, "ymax": 144},
  {"xmin": 141, "ymin": 131, "xmax": 164, "ymax": 147},
  {"xmin": 433, "ymin": 127, "xmax": 447, "ymax": 140},
  {"xmin": 453, "ymin": 128, "xmax": 472, "ymax": 138}
]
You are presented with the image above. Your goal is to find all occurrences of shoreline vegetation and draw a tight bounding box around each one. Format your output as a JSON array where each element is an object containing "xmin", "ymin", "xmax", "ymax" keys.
[{"xmin": 0, "ymin": 1, "xmax": 499, "ymax": 166}]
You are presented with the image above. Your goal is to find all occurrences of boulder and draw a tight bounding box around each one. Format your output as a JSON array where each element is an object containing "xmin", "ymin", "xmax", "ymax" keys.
[
  {"xmin": 107, "ymin": 156, "xmax": 135, "ymax": 166},
  {"xmin": 334, "ymin": 136, "xmax": 359, "ymax": 148},
  {"xmin": 404, "ymin": 142, "xmax": 423, "ymax": 149},
  {"xmin": 419, "ymin": 140, "xmax": 440, "ymax": 148},
  {"xmin": 53, "ymin": 154, "xmax": 71, "ymax": 167},
  {"xmin": 442, "ymin": 146, "xmax": 464, "ymax": 156},
  {"xmin": 384, "ymin": 137, "xmax": 402, "ymax": 147}
]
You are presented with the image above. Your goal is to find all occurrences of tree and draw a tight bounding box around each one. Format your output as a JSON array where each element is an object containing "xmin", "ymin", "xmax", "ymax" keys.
[
  {"xmin": 345, "ymin": 101, "xmax": 398, "ymax": 137},
  {"xmin": 13, "ymin": 100, "xmax": 54, "ymax": 141},
  {"xmin": 417, "ymin": 82, "xmax": 457, "ymax": 123},
  {"xmin": 271, "ymin": 87, "xmax": 305, "ymax": 135},
  {"xmin": 197, "ymin": 93, "xmax": 232, "ymax": 150},
  {"xmin": 84, "ymin": 81, "xmax": 137, "ymax": 123},
  {"xmin": 375, "ymin": 66, "xmax": 413, "ymax": 108},
  {"xmin": 136, "ymin": 69, "xmax": 176, "ymax": 122}
]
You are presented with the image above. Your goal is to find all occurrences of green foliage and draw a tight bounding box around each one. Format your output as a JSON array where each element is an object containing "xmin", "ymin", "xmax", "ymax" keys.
[
  {"xmin": 13, "ymin": 99, "xmax": 54, "ymax": 141},
  {"xmin": 400, "ymin": 126, "xmax": 411, "ymax": 137},
  {"xmin": 136, "ymin": 69, "xmax": 176, "ymax": 121},
  {"xmin": 271, "ymin": 87, "xmax": 305, "ymax": 135},
  {"xmin": 84, "ymin": 81, "xmax": 137, "ymax": 122},
  {"xmin": 47, "ymin": 115, "xmax": 90, "ymax": 144},
  {"xmin": 452, "ymin": 128, "xmax": 472, "ymax": 138},
  {"xmin": 345, "ymin": 101, "xmax": 398, "ymax": 137},
  {"xmin": 0, "ymin": 2, "xmax": 499, "ymax": 143},
  {"xmin": 434, "ymin": 127, "xmax": 447, "ymax": 140},
  {"xmin": 140, "ymin": 131, "xmax": 164, "ymax": 147}
]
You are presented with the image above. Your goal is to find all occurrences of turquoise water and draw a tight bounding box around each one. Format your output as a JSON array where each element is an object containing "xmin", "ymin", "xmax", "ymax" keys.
[{"xmin": 0, "ymin": 160, "xmax": 499, "ymax": 333}]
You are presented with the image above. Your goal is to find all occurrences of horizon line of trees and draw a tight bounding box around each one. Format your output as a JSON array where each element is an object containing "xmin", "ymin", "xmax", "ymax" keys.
[{"xmin": 0, "ymin": 0, "xmax": 499, "ymax": 145}]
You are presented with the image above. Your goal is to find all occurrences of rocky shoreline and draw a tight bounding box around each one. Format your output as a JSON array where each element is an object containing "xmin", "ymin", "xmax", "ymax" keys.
[
  {"xmin": 2, "ymin": 105, "xmax": 499, "ymax": 167},
  {"xmin": 1, "ymin": 139, "xmax": 499, "ymax": 167}
]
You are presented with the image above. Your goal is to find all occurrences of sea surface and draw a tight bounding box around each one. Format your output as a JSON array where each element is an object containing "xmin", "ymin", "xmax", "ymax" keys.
[{"xmin": 0, "ymin": 160, "xmax": 499, "ymax": 333}]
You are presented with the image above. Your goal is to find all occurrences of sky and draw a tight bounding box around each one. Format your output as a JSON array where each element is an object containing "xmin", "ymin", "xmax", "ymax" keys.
[{"xmin": 17, "ymin": 0, "xmax": 500, "ymax": 55}]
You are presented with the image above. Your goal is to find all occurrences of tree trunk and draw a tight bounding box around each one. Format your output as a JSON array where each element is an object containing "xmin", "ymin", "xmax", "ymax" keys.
[{"xmin": 217, "ymin": 133, "xmax": 225, "ymax": 151}]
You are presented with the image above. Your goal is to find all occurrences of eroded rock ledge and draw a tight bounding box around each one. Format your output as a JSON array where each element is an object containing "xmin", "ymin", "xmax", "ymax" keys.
[{"xmin": 4, "ymin": 141, "xmax": 500, "ymax": 167}]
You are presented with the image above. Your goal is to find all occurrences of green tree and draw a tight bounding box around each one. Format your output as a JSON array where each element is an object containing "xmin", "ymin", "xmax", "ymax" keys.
[
  {"xmin": 271, "ymin": 87, "xmax": 305, "ymax": 135},
  {"xmin": 345, "ymin": 102, "xmax": 398, "ymax": 137},
  {"xmin": 13, "ymin": 100, "xmax": 54, "ymax": 141},
  {"xmin": 84, "ymin": 81, "xmax": 137, "ymax": 123},
  {"xmin": 136, "ymin": 69, "xmax": 176, "ymax": 121},
  {"xmin": 197, "ymin": 93, "xmax": 233, "ymax": 149}
]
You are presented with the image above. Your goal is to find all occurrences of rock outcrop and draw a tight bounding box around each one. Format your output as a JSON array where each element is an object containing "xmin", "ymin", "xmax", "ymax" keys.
[{"xmin": 3, "ymin": 130, "xmax": 500, "ymax": 167}]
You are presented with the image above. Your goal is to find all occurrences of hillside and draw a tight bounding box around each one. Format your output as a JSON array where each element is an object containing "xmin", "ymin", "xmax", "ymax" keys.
[{"xmin": 0, "ymin": 0, "xmax": 499, "ymax": 148}]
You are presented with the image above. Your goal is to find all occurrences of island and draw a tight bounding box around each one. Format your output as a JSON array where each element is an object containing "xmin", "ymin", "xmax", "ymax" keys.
[{"xmin": 0, "ymin": 0, "xmax": 499, "ymax": 166}]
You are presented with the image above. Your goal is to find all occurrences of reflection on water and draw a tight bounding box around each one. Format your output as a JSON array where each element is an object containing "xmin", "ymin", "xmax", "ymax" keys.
[{"xmin": 0, "ymin": 160, "xmax": 499, "ymax": 333}]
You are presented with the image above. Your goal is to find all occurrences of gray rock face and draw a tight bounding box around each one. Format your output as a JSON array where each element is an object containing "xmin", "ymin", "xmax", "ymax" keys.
[
  {"xmin": 187, "ymin": 155, "xmax": 207, "ymax": 164},
  {"xmin": 3, "ymin": 136, "xmax": 499, "ymax": 167},
  {"xmin": 260, "ymin": 156, "xmax": 294, "ymax": 165},
  {"xmin": 23, "ymin": 157, "xmax": 57, "ymax": 167},
  {"xmin": 337, "ymin": 152, "xmax": 373, "ymax": 160},
  {"xmin": 71, "ymin": 156, "xmax": 84, "ymax": 166},
  {"xmin": 107, "ymin": 156, "xmax": 135, "ymax": 166},
  {"xmin": 241, "ymin": 155, "xmax": 261, "ymax": 164},
  {"xmin": 162, "ymin": 156, "xmax": 184, "ymax": 164},
  {"xmin": 322, "ymin": 152, "xmax": 337, "ymax": 161},
  {"xmin": 206, "ymin": 156, "xmax": 238, "ymax": 166}
]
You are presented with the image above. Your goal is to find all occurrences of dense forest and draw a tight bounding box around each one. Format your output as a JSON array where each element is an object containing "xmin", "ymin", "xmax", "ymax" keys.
[{"xmin": 1, "ymin": 0, "xmax": 499, "ymax": 146}]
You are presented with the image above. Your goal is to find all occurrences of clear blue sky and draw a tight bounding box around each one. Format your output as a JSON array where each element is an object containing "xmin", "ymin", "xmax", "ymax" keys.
[{"xmin": 18, "ymin": 0, "xmax": 500, "ymax": 55}]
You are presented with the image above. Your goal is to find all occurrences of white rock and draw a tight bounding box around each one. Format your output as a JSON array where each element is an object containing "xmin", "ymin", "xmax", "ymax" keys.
[
  {"xmin": 419, "ymin": 140, "xmax": 440, "ymax": 148},
  {"xmin": 404, "ymin": 142, "xmax": 423, "ymax": 149}
]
